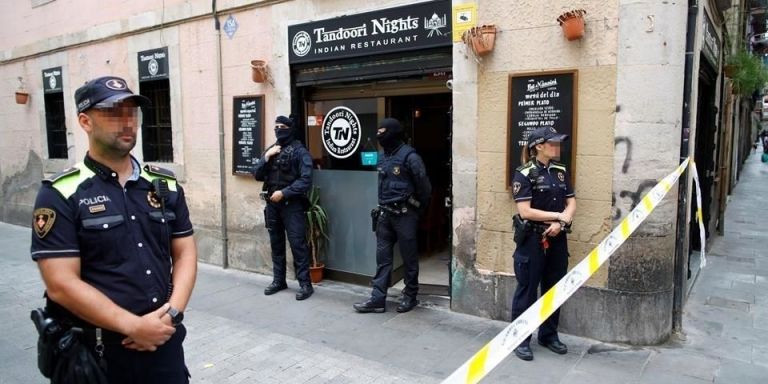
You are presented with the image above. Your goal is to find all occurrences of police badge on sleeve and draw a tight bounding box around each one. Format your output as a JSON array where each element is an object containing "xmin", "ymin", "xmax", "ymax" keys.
[
  {"xmin": 512, "ymin": 182, "xmax": 521, "ymax": 196},
  {"xmin": 33, "ymin": 208, "xmax": 56, "ymax": 238}
]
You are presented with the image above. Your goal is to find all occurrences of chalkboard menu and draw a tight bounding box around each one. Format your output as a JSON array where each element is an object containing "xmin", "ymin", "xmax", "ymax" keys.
[
  {"xmin": 507, "ymin": 70, "xmax": 578, "ymax": 188},
  {"xmin": 232, "ymin": 95, "xmax": 264, "ymax": 175}
]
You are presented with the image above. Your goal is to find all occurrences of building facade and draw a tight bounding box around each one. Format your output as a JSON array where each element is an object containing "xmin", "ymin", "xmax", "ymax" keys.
[{"xmin": 0, "ymin": 0, "xmax": 755, "ymax": 343}]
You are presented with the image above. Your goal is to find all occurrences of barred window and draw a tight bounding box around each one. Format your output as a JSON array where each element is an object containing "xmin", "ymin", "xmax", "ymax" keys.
[
  {"xmin": 44, "ymin": 92, "xmax": 67, "ymax": 159},
  {"xmin": 139, "ymin": 79, "xmax": 173, "ymax": 162}
]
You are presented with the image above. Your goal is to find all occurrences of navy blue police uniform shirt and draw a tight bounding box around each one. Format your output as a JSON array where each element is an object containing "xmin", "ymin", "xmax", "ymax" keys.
[
  {"xmin": 30, "ymin": 154, "xmax": 193, "ymax": 316},
  {"xmin": 512, "ymin": 160, "xmax": 575, "ymax": 213}
]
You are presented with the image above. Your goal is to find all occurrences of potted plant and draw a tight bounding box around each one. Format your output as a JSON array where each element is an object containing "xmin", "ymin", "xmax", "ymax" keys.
[
  {"xmin": 462, "ymin": 25, "xmax": 497, "ymax": 57},
  {"xmin": 15, "ymin": 76, "xmax": 29, "ymax": 105},
  {"xmin": 557, "ymin": 9, "xmax": 587, "ymax": 41},
  {"xmin": 250, "ymin": 60, "xmax": 268, "ymax": 83},
  {"xmin": 726, "ymin": 49, "xmax": 768, "ymax": 96},
  {"xmin": 306, "ymin": 186, "xmax": 329, "ymax": 283}
]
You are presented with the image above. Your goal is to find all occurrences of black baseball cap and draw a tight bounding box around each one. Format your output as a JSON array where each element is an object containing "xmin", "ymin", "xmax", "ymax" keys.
[
  {"xmin": 527, "ymin": 127, "xmax": 569, "ymax": 148},
  {"xmin": 74, "ymin": 76, "xmax": 150, "ymax": 113}
]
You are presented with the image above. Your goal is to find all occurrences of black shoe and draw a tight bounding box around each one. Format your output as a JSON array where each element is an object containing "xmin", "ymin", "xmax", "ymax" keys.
[
  {"xmin": 514, "ymin": 344, "xmax": 533, "ymax": 361},
  {"xmin": 264, "ymin": 281, "xmax": 287, "ymax": 295},
  {"xmin": 396, "ymin": 296, "xmax": 419, "ymax": 313},
  {"xmin": 353, "ymin": 299, "xmax": 385, "ymax": 313},
  {"xmin": 295, "ymin": 284, "xmax": 314, "ymax": 300},
  {"xmin": 538, "ymin": 339, "xmax": 568, "ymax": 355}
]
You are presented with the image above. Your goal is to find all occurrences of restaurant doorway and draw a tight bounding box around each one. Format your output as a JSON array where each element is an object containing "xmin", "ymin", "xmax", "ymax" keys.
[{"xmin": 301, "ymin": 80, "xmax": 452, "ymax": 296}]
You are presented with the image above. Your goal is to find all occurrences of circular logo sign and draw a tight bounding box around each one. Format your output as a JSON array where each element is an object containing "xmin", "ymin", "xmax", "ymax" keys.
[
  {"xmin": 148, "ymin": 58, "xmax": 159, "ymax": 76},
  {"xmin": 322, "ymin": 107, "xmax": 361, "ymax": 159},
  {"xmin": 105, "ymin": 79, "xmax": 126, "ymax": 90},
  {"xmin": 292, "ymin": 31, "xmax": 311, "ymax": 57},
  {"xmin": 48, "ymin": 75, "xmax": 57, "ymax": 90}
]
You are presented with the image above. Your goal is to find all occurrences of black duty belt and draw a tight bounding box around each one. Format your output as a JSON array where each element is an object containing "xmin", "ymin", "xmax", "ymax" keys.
[
  {"xmin": 529, "ymin": 221, "xmax": 551, "ymax": 234},
  {"xmin": 379, "ymin": 202, "xmax": 410, "ymax": 216},
  {"xmin": 78, "ymin": 327, "xmax": 125, "ymax": 346}
]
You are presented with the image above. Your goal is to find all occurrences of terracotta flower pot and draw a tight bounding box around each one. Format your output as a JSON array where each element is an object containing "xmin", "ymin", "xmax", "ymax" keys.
[
  {"xmin": 250, "ymin": 60, "xmax": 267, "ymax": 83},
  {"xmin": 309, "ymin": 263, "xmax": 324, "ymax": 284},
  {"xmin": 462, "ymin": 25, "xmax": 497, "ymax": 58},
  {"xmin": 15, "ymin": 91, "xmax": 29, "ymax": 105},
  {"xmin": 558, "ymin": 10, "xmax": 587, "ymax": 41}
]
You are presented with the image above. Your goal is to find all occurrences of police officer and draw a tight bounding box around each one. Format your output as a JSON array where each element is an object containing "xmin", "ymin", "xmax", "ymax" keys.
[
  {"xmin": 510, "ymin": 126, "xmax": 575, "ymax": 361},
  {"xmin": 353, "ymin": 118, "xmax": 431, "ymax": 313},
  {"xmin": 253, "ymin": 115, "xmax": 314, "ymax": 300},
  {"xmin": 31, "ymin": 76, "xmax": 197, "ymax": 383}
]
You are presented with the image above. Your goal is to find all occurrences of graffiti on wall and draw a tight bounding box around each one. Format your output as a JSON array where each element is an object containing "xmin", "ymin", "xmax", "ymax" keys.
[{"xmin": 611, "ymin": 136, "xmax": 656, "ymax": 220}]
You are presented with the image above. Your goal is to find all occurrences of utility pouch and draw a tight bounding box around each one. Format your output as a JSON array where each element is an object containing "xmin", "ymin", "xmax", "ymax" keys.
[
  {"xmin": 371, "ymin": 208, "xmax": 381, "ymax": 232},
  {"xmin": 406, "ymin": 195, "xmax": 421, "ymax": 209},
  {"xmin": 512, "ymin": 214, "xmax": 530, "ymax": 245}
]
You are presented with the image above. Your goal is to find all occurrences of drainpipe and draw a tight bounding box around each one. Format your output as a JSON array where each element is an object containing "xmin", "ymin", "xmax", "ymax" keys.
[
  {"xmin": 213, "ymin": 0, "xmax": 229, "ymax": 269},
  {"xmin": 673, "ymin": 0, "xmax": 698, "ymax": 334}
]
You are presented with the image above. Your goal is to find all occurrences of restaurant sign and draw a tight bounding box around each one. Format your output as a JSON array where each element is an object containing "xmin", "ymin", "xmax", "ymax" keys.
[{"xmin": 288, "ymin": 0, "xmax": 451, "ymax": 64}]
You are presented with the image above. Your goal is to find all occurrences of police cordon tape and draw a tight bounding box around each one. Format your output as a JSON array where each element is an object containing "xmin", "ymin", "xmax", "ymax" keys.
[{"xmin": 442, "ymin": 158, "xmax": 706, "ymax": 384}]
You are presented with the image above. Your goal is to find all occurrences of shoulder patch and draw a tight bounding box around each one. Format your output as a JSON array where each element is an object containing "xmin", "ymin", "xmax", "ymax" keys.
[
  {"xmin": 516, "ymin": 161, "xmax": 536, "ymax": 177},
  {"xmin": 549, "ymin": 161, "xmax": 567, "ymax": 172},
  {"xmin": 143, "ymin": 164, "xmax": 176, "ymax": 180},
  {"xmin": 43, "ymin": 166, "xmax": 80, "ymax": 184}
]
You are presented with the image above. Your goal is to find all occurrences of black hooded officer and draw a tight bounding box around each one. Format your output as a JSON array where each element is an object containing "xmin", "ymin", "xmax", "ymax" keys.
[
  {"xmin": 253, "ymin": 115, "xmax": 314, "ymax": 300},
  {"xmin": 353, "ymin": 118, "xmax": 431, "ymax": 313}
]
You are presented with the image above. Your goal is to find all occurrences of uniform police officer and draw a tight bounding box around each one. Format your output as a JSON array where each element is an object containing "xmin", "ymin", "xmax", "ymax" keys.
[
  {"xmin": 253, "ymin": 116, "xmax": 314, "ymax": 300},
  {"xmin": 510, "ymin": 126, "xmax": 576, "ymax": 361},
  {"xmin": 31, "ymin": 76, "xmax": 198, "ymax": 383},
  {"xmin": 353, "ymin": 118, "xmax": 431, "ymax": 313}
]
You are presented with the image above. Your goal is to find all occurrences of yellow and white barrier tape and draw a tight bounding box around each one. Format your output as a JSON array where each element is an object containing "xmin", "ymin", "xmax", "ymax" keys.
[
  {"xmin": 690, "ymin": 161, "xmax": 706, "ymax": 268},
  {"xmin": 443, "ymin": 158, "xmax": 701, "ymax": 384}
]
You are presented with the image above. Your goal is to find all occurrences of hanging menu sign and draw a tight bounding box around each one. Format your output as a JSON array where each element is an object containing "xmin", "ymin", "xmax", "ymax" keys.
[
  {"xmin": 507, "ymin": 70, "xmax": 578, "ymax": 188},
  {"xmin": 232, "ymin": 95, "xmax": 264, "ymax": 175},
  {"xmin": 138, "ymin": 47, "xmax": 169, "ymax": 81},
  {"xmin": 42, "ymin": 66, "xmax": 63, "ymax": 94},
  {"xmin": 288, "ymin": 0, "xmax": 451, "ymax": 64}
]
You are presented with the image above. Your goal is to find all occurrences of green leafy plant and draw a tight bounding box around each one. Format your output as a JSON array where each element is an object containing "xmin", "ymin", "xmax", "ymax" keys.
[
  {"xmin": 306, "ymin": 186, "xmax": 329, "ymax": 268},
  {"xmin": 726, "ymin": 49, "xmax": 768, "ymax": 96}
]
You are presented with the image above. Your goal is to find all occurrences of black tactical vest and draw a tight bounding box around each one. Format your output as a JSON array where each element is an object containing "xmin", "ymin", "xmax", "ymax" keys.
[
  {"xmin": 378, "ymin": 144, "xmax": 416, "ymax": 205},
  {"xmin": 265, "ymin": 141, "xmax": 299, "ymax": 192}
]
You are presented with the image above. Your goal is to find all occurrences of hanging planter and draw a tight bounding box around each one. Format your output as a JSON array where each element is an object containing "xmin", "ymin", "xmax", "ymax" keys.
[
  {"xmin": 15, "ymin": 76, "xmax": 29, "ymax": 105},
  {"xmin": 250, "ymin": 60, "xmax": 268, "ymax": 83},
  {"xmin": 557, "ymin": 9, "xmax": 587, "ymax": 41},
  {"xmin": 462, "ymin": 25, "xmax": 497, "ymax": 57},
  {"xmin": 15, "ymin": 91, "xmax": 29, "ymax": 105}
]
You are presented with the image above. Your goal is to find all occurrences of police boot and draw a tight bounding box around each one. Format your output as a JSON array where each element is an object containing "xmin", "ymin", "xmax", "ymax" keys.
[
  {"xmin": 514, "ymin": 344, "xmax": 533, "ymax": 361},
  {"xmin": 538, "ymin": 338, "xmax": 568, "ymax": 355},
  {"xmin": 295, "ymin": 283, "xmax": 314, "ymax": 301},
  {"xmin": 264, "ymin": 281, "xmax": 288, "ymax": 295},
  {"xmin": 353, "ymin": 298, "xmax": 385, "ymax": 313},
  {"xmin": 396, "ymin": 296, "xmax": 418, "ymax": 313}
]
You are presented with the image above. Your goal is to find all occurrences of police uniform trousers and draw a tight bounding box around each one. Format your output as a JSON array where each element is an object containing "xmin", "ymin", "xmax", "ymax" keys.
[
  {"xmin": 510, "ymin": 231, "xmax": 569, "ymax": 346},
  {"xmin": 265, "ymin": 199, "xmax": 311, "ymax": 284},
  {"xmin": 371, "ymin": 209, "xmax": 419, "ymax": 304},
  {"xmin": 91, "ymin": 324, "xmax": 189, "ymax": 383}
]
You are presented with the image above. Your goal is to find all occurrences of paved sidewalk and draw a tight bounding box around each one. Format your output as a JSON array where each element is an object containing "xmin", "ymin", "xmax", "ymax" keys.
[{"xmin": 2, "ymin": 150, "xmax": 768, "ymax": 383}]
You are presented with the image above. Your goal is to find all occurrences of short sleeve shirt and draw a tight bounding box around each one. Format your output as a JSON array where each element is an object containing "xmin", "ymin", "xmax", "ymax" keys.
[
  {"xmin": 512, "ymin": 160, "xmax": 574, "ymax": 213},
  {"xmin": 30, "ymin": 154, "xmax": 194, "ymax": 316}
]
